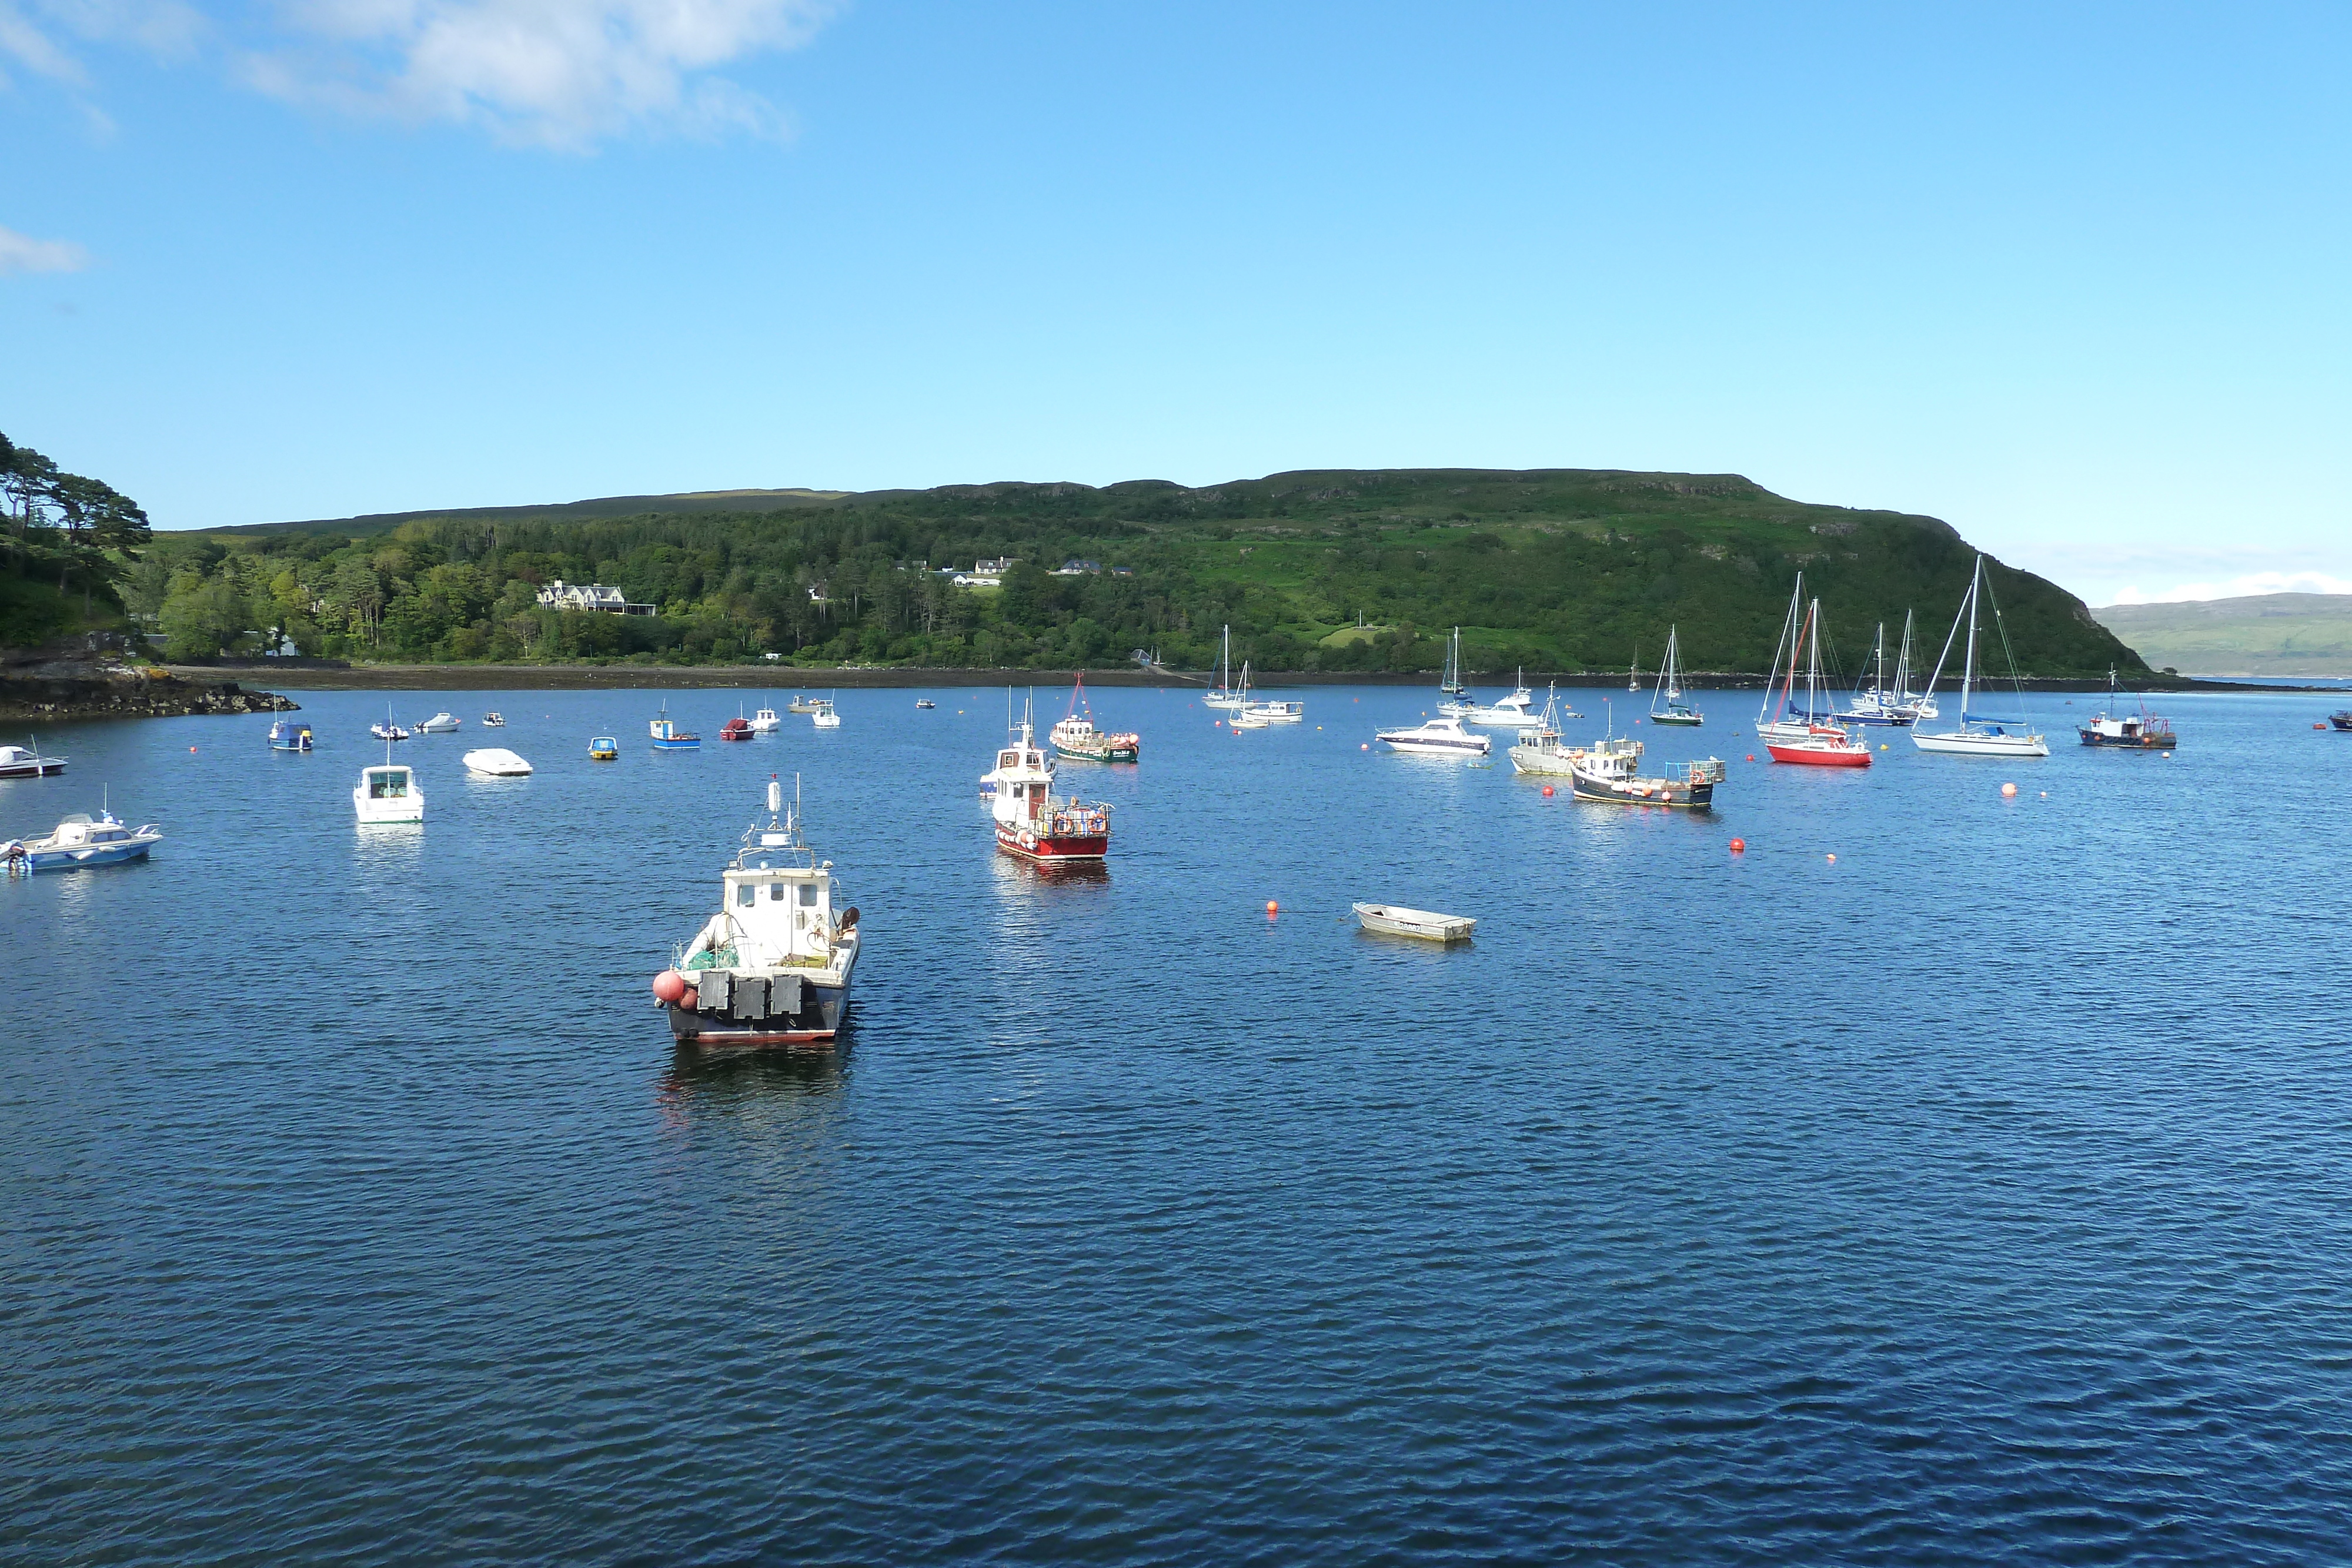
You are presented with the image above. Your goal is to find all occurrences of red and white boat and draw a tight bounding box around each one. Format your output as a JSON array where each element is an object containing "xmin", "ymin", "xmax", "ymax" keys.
[
  {"xmin": 989, "ymin": 707, "xmax": 1112, "ymax": 862},
  {"xmin": 1763, "ymin": 597, "xmax": 1873, "ymax": 768}
]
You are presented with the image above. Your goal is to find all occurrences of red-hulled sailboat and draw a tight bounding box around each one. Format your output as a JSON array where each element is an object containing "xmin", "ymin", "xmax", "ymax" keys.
[
  {"xmin": 1763, "ymin": 597, "xmax": 1873, "ymax": 768},
  {"xmin": 988, "ymin": 703, "xmax": 1112, "ymax": 862}
]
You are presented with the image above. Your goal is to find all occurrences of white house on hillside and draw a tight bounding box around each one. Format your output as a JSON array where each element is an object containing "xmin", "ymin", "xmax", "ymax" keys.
[{"xmin": 537, "ymin": 580, "xmax": 656, "ymax": 615}]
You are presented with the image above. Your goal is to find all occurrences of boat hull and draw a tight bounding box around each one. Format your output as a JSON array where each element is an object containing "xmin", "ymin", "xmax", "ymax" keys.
[
  {"xmin": 1570, "ymin": 771, "xmax": 1713, "ymax": 807},
  {"xmin": 669, "ymin": 979, "xmax": 851, "ymax": 1047},
  {"xmin": 17, "ymin": 841, "xmax": 154, "ymax": 871},
  {"xmin": 2079, "ymin": 730, "xmax": 2176, "ymax": 749},
  {"xmin": 1379, "ymin": 735, "xmax": 1490, "ymax": 756},
  {"xmin": 1648, "ymin": 714, "xmax": 1703, "ymax": 727},
  {"xmin": 651, "ymin": 738, "xmax": 700, "ymax": 750},
  {"xmin": 997, "ymin": 823, "xmax": 1109, "ymax": 862},
  {"xmin": 1912, "ymin": 730, "xmax": 2049, "ymax": 757},
  {"xmin": 1765, "ymin": 742, "xmax": 1873, "ymax": 767},
  {"xmin": 1053, "ymin": 741, "xmax": 1138, "ymax": 763}
]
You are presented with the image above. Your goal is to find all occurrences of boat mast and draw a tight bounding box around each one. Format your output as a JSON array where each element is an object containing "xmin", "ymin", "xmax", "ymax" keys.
[
  {"xmin": 1805, "ymin": 600, "xmax": 1826, "ymax": 721},
  {"xmin": 1960, "ymin": 558, "xmax": 1982, "ymax": 730},
  {"xmin": 1776, "ymin": 604, "xmax": 1806, "ymax": 726},
  {"xmin": 1759, "ymin": 575, "xmax": 1803, "ymax": 725}
]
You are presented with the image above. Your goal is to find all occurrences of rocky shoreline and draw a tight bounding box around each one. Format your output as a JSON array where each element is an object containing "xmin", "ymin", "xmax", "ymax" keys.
[{"xmin": 1, "ymin": 636, "xmax": 299, "ymax": 722}]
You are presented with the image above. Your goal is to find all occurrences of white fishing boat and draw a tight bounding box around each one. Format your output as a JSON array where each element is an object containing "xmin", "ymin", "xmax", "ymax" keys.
[
  {"xmin": 1459, "ymin": 668, "xmax": 1542, "ymax": 726},
  {"xmin": 1912, "ymin": 556, "xmax": 2049, "ymax": 758},
  {"xmin": 0, "ymin": 741, "xmax": 66, "ymax": 778},
  {"xmin": 652, "ymin": 775, "xmax": 860, "ymax": 1047},
  {"xmin": 461, "ymin": 747, "xmax": 532, "ymax": 776},
  {"xmin": 416, "ymin": 711, "xmax": 460, "ymax": 733},
  {"xmin": 749, "ymin": 706, "xmax": 782, "ymax": 732},
  {"xmin": 1352, "ymin": 903, "xmax": 1476, "ymax": 942},
  {"xmin": 2, "ymin": 804, "xmax": 162, "ymax": 872},
  {"xmin": 1377, "ymin": 715, "xmax": 1491, "ymax": 757},
  {"xmin": 810, "ymin": 698, "xmax": 841, "ymax": 729},
  {"xmin": 786, "ymin": 696, "xmax": 820, "ymax": 714},
  {"xmin": 1506, "ymin": 686, "xmax": 1579, "ymax": 776},
  {"xmin": 989, "ymin": 701, "xmax": 1112, "ymax": 862},
  {"xmin": 482, "ymin": 713, "xmax": 506, "ymax": 727},
  {"xmin": 1204, "ymin": 626, "xmax": 1244, "ymax": 709},
  {"xmin": 352, "ymin": 741, "xmax": 425, "ymax": 824},
  {"xmin": 370, "ymin": 721, "xmax": 411, "ymax": 742},
  {"xmin": 1649, "ymin": 631, "xmax": 1702, "ymax": 726}
]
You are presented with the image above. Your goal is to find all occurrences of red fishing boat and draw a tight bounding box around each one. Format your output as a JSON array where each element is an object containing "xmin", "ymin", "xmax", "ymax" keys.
[
  {"xmin": 719, "ymin": 717, "xmax": 754, "ymax": 741},
  {"xmin": 988, "ymin": 705, "xmax": 1112, "ymax": 862},
  {"xmin": 1764, "ymin": 597, "xmax": 1873, "ymax": 768}
]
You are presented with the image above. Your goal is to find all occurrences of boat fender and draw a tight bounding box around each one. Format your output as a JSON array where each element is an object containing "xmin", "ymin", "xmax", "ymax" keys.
[
  {"xmin": 652, "ymin": 969, "xmax": 688, "ymax": 1004},
  {"xmin": 1020, "ymin": 827, "xmax": 1036, "ymax": 849}
]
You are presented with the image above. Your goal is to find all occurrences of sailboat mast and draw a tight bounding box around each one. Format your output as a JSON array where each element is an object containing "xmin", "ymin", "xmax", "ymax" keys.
[
  {"xmin": 1960, "ymin": 559, "xmax": 1982, "ymax": 724},
  {"xmin": 1778, "ymin": 604, "xmax": 1806, "ymax": 723},
  {"xmin": 1759, "ymin": 576, "xmax": 1803, "ymax": 724}
]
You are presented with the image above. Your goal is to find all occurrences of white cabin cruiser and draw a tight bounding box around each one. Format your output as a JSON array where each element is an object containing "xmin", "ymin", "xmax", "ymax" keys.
[
  {"xmin": 1377, "ymin": 715, "xmax": 1491, "ymax": 757},
  {"xmin": 415, "ymin": 712, "xmax": 461, "ymax": 733},
  {"xmin": 654, "ymin": 777, "xmax": 860, "ymax": 1047},
  {"xmin": 1456, "ymin": 670, "xmax": 1542, "ymax": 726},
  {"xmin": 353, "ymin": 755, "xmax": 424, "ymax": 824},
  {"xmin": 810, "ymin": 698, "xmax": 841, "ymax": 729},
  {"xmin": 749, "ymin": 706, "xmax": 782, "ymax": 733},
  {"xmin": 3, "ymin": 808, "xmax": 161, "ymax": 872},
  {"xmin": 461, "ymin": 747, "xmax": 532, "ymax": 776},
  {"xmin": 0, "ymin": 741, "xmax": 66, "ymax": 778}
]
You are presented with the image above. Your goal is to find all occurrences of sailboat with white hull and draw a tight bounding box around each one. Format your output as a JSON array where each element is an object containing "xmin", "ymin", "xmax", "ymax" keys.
[
  {"xmin": 1204, "ymin": 626, "xmax": 1244, "ymax": 710},
  {"xmin": 1912, "ymin": 556, "xmax": 2048, "ymax": 758},
  {"xmin": 1754, "ymin": 578, "xmax": 1820, "ymax": 746},
  {"xmin": 1649, "ymin": 628, "xmax": 1702, "ymax": 726}
]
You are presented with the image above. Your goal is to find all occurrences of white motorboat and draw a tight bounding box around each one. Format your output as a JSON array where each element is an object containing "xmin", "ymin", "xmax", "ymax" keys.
[
  {"xmin": 482, "ymin": 713, "xmax": 506, "ymax": 727},
  {"xmin": 462, "ymin": 747, "xmax": 533, "ymax": 777},
  {"xmin": 3, "ymin": 807, "xmax": 161, "ymax": 872},
  {"xmin": 353, "ymin": 744, "xmax": 425, "ymax": 824},
  {"xmin": 750, "ymin": 707, "xmax": 782, "ymax": 732},
  {"xmin": 810, "ymin": 698, "xmax": 841, "ymax": 729},
  {"xmin": 1912, "ymin": 556, "xmax": 2049, "ymax": 758},
  {"xmin": 654, "ymin": 776, "xmax": 860, "ymax": 1047},
  {"xmin": 370, "ymin": 723, "xmax": 411, "ymax": 741},
  {"xmin": 1352, "ymin": 903, "xmax": 1476, "ymax": 942},
  {"xmin": 0, "ymin": 741, "xmax": 66, "ymax": 778},
  {"xmin": 1377, "ymin": 715, "xmax": 1491, "ymax": 757},
  {"xmin": 1244, "ymin": 698, "xmax": 1304, "ymax": 723},
  {"xmin": 416, "ymin": 712, "xmax": 460, "ymax": 733},
  {"xmin": 1459, "ymin": 668, "xmax": 1542, "ymax": 726}
]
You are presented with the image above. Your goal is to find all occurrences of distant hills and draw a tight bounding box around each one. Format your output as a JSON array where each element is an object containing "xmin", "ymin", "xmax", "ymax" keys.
[
  {"xmin": 2088, "ymin": 593, "xmax": 2352, "ymax": 677},
  {"xmin": 146, "ymin": 469, "xmax": 2151, "ymax": 675}
]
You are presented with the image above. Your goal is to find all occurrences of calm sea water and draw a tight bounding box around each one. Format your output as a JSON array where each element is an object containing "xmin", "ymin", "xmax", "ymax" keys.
[{"xmin": 5, "ymin": 682, "xmax": 2350, "ymax": 1564}]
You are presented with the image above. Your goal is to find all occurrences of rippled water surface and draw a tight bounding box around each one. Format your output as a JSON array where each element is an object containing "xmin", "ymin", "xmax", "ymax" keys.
[{"xmin": 5, "ymin": 683, "xmax": 2351, "ymax": 1564}]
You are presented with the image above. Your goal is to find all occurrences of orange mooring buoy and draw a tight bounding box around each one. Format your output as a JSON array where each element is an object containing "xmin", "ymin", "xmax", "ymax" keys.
[
  {"xmin": 1541, "ymin": 784, "xmax": 1554, "ymax": 797},
  {"xmin": 1265, "ymin": 900, "xmax": 1278, "ymax": 916},
  {"xmin": 1729, "ymin": 838, "xmax": 1746, "ymax": 853},
  {"xmin": 2002, "ymin": 781, "xmax": 2019, "ymax": 797}
]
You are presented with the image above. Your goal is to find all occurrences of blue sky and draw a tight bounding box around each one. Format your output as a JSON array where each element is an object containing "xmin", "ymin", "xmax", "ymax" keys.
[{"xmin": 4, "ymin": 1, "xmax": 2347, "ymax": 605}]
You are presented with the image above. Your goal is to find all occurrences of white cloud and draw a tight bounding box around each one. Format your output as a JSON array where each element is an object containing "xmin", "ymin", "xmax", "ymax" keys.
[
  {"xmin": 0, "ymin": 0, "xmax": 203, "ymax": 82},
  {"xmin": 240, "ymin": 0, "xmax": 836, "ymax": 148},
  {"xmin": 0, "ymin": 224, "xmax": 90, "ymax": 274},
  {"xmin": 2107, "ymin": 571, "xmax": 2352, "ymax": 606}
]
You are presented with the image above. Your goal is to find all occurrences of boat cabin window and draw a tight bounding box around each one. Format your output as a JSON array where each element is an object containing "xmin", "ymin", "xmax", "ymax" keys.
[
  {"xmin": 367, "ymin": 770, "xmax": 407, "ymax": 798},
  {"xmin": 798, "ymin": 882, "xmax": 820, "ymax": 907},
  {"xmin": 737, "ymin": 882, "xmax": 756, "ymax": 907},
  {"xmin": 1000, "ymin": 750, "xmax": 1017, "ymax": 767},
  {"xmin": 769, "ymin": 881, "xmax": 788, "ymax": 902}
]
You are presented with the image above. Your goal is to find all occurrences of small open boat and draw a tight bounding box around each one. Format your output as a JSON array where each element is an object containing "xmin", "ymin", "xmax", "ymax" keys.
[
  {"xmin": 482, "ymin": 713, "xmax": 506, "ymax": 727},
  {"xmin": 589, "ymin": 735, "xmax": 619, "ymax": 760},
  {"xmin": 916, "ymin": 698, "xmax": 936, "ymax": 709},
  {"xmin": 1353, "ymin": 903, "xmax": 1476, "ymax": 942}
]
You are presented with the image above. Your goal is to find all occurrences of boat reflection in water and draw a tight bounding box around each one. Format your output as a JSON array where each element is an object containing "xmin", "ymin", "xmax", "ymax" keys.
[{"xmin": 660, "ymin": 1041, "xmax": 847, "ymax": 1102}]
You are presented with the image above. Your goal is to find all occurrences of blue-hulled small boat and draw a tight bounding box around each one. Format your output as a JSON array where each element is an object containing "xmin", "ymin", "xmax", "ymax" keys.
[
  {"xmin": 269, "ymin": 718, "xmax": 313, "ymax": 752},
  {"xmin": 4, "ymin": 808, "xmax": 162, "ymax": 872},
  {"xmin": 650, "ymin": 705, "xmax": 700, "ymax": 750}
]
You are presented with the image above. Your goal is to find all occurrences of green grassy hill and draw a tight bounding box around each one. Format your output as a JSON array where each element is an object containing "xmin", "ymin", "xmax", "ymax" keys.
[
  {"xmin": 155, "ymin": 467, "xmax": 2144, "ymax": 676},
  {"xmin": 2089, "ymin": 593, "xmax": 2352, "ymax": 677}
]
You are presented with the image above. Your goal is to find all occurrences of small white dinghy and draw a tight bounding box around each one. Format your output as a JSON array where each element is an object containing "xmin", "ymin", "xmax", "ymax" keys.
[
  {"xmin": 462, "ymin": 747, "xmax": 532, "ymax": 777},
  {"xmin": 1352, "ymin": 903, "xmax": 1476, "ymax": 942}
]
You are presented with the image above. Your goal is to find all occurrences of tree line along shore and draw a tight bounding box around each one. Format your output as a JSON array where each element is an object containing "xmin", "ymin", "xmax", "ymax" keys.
[{"xmin": 6, "ymin": 449, "xmax": 2154, "ymax": 683}]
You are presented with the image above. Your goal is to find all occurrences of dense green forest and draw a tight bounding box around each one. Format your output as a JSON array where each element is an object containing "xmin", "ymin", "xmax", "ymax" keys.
[
  {"xmin": 1, "ymin": 431, "xmax": 153, "ymax": 648},
  {"xmin": 61, "ymin": 464, "xmax": 2153, "ymax": 677}
]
